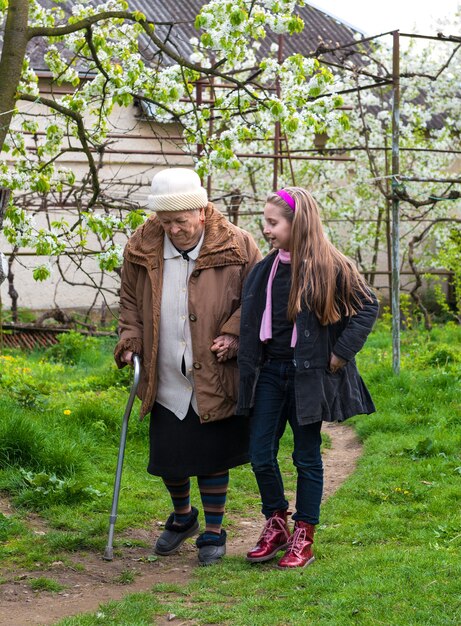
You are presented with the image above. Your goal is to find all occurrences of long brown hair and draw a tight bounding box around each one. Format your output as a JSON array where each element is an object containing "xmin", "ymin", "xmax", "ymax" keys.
[{"xmin": 266, "ymin": 188, "xmax": 373, "ymax": 325}]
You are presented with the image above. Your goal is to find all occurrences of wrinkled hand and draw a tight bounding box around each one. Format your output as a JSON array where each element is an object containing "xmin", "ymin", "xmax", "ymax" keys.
[
  {"xmin": 329, "ymin": 352, "xmax": 347, "ymax": 374},
  {"xmin": 211, "ymin": 334, "xmax": 239, "ymax": 362},
  {"xmin": 121, "ymin": 350, "xmax": 134, "ymax": 365}
]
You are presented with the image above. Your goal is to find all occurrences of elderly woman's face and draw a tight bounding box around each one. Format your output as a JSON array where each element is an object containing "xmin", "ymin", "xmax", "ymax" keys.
[{"xmin": 156, "ymin": 208, "xmax": 205, "ymax": 250}]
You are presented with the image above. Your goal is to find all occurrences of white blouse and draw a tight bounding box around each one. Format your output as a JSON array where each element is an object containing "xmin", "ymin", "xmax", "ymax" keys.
[{"xmin": 155, "ymin": 231, "xmax": 204, "ymax": 419}]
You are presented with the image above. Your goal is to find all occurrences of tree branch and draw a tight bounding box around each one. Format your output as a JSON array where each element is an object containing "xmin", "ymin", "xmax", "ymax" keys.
[
  {"xmin": 0, "ymin": 0, "xmax": 30, "ymax": 155},
  {"xmin": 18, "ymin": 93, "xmax": 101, "ymax": 207}
]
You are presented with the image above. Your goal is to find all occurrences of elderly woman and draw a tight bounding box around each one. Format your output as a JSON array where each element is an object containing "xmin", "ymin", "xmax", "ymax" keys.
[{"xmin": 114, "ymin": 168, "xmax": 261, "ymax": 565}]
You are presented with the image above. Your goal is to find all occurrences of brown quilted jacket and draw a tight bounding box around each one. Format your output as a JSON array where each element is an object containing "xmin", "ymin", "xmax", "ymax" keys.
[{"xmin": 114, "ymin": 203, "xmax": 262, "ymax": 421}]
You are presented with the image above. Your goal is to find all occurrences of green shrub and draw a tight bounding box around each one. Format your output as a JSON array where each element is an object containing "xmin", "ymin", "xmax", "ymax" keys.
[
  {"xmin": 423, "ymin": 345, "xmax": 460, "ymax": 367},
  {"xmin": 67, "ymin": 388, "xmax": 133, "ymax": 434},
  {"xmin": 0, "ymin": 353, "xmax": 64, "ymax": 407},
  {"xmin": 64, "ymin": 363, "xmax": 133, "ymax": 393},
  {"xmin": 13, "ymin": 469, "xmax": 103, "ymax": 510},
  {"xmin": 45, "ymin": 331, "xmax": 98, "ymax": 365}
]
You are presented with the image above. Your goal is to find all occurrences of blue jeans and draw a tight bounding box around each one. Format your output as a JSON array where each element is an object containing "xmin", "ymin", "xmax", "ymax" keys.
[{"xmin": 249, "ymin": 360, "xmax": 323, "ymax": 525}]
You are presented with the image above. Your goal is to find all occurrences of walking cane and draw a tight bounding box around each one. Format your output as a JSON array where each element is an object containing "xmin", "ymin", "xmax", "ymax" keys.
[{"xmin": 103, "ymin": 354, "xmax": 141, "ymax": 561}]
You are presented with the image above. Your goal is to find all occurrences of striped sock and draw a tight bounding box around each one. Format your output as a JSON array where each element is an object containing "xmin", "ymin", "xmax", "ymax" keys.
[
  {"xmin": 197, "ymin": 471, "xmax": 229, "ymax": 538},
  {"xmin": 162, "ymin": 477, "xmax": 192, "ymax": 525}
]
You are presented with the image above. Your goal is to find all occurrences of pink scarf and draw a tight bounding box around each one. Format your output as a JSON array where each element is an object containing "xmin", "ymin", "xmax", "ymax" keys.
[{"xmin": 260, "ymin": 250, "xmax": 298, "ymax": 347}]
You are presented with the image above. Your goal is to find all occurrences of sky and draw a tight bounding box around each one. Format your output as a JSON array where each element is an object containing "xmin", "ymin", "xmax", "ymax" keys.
[{"xmin": 308, "ymin": 0, "xmax": 460, "ymax": 36}]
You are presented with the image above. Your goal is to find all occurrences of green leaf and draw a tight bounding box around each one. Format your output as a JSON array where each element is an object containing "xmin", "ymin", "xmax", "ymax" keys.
[
  {"xmin": 287, "ymin": 15, "xmax": 304, "ymax": 35},
  {"xmin": 33, "ymin": 266, "xmax": 51, "ymax": 282},
  {"xmin": 195, "ymin": 15, "xmax": 207, "ymax": 29},
  {"xmin": 270, "ymin": 100, "xmax": 284, "ymax": 117},
  {"xmin": 285, "ymin": 117, "xmax": 299, "ymax": 133},
  {"xmin": 34, "ymin": 176, "xmax": 51, "ymax": 193},
  {"xmin": 201, "ymin": 33, "xmax": 213, "ymax": 47},
  {"xmin": 230, "ymin": 8, "xmax": 247, "ymax": 26},
  {"xmin": 132, "ymin": 10, "xmax": 146, "ymax": 22},
  {"xmin": 124, "ymin": 210, "xmax": 146, "ymax": 230}
]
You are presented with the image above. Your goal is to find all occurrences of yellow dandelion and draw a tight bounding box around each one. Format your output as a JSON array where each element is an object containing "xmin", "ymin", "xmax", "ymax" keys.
[{"xmin": 63, "ymin": 409, "xmax": 71, "ymax": 415}]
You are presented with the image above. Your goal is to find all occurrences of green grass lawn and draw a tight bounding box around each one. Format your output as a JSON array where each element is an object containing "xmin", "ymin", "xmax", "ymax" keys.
[{"xmin": 1, "ymin": 324, "xmax": 460, "ymax": 625}]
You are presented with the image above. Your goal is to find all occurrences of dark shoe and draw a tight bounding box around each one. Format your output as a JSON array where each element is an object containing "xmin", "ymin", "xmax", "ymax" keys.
[
  {"xmin": 154, "ymin": 507, "xmax": 199, "ymax": 556},
  {"xmin": 196, "ymin": 530, "xmax": 227, "ymax": 566},
  {"xmin": 246, "ymin": 510, "xmax": 291, "ymax": 563},
  {"xmin": 277, "ymin": 520, "xmax": 315, "ymax": 569}
]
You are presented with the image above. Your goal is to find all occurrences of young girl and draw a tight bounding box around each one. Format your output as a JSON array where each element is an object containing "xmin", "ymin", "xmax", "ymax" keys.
[{"xmin": 237, "ymin": 187, "xmax": 379, "ymax": 569}]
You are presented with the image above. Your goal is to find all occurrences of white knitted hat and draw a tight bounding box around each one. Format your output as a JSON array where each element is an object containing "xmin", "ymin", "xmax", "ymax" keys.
[{"xmin": 148, "ymin": 168, "xmax": 208, "ymax": 212}]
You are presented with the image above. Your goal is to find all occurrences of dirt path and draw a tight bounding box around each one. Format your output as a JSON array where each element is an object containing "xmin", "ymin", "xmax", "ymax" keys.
[{"xmin": 0, "ymin": 422, "xmax": 361, "ymax": 626}]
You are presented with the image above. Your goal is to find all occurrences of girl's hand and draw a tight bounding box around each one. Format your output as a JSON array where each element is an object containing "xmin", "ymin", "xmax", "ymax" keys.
[
  {"xmin": 211, "ymin": 334, "xmax": 239, "ymax": 362},
  {"xmin": 329, "ymin": 352, "xmax": 347, "ymax": 374}
]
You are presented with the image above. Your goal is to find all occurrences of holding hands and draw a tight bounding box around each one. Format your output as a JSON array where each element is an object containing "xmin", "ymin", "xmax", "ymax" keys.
[
  {"xmin": 211, "ymin": 334, "xmax": 239, "ymax": 362},
  {"xmin": 122, "ymin": 337, "xmax": 239, "ymax": 367}
]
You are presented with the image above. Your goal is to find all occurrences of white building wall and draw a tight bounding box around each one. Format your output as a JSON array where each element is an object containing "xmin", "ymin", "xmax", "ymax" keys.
[{"xmin": 1, "ymin": 92, "xmax": 195, "ymax": 312}]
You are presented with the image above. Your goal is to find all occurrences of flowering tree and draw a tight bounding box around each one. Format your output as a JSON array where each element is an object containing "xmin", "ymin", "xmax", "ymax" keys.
[
  {"xmin": 214, "ymin": 23, "xmax": 461, "ymax": 325},
  {"xmin": 2, "ymin": 1, "xmax": 459, "ymax": 326},
  {"xmin": 316, "ymin": 29, "xmax": 461, "ymax": 326},
  {"xmin": 0, "ymin": 0, "xmax": 346, "ymax": 316}
]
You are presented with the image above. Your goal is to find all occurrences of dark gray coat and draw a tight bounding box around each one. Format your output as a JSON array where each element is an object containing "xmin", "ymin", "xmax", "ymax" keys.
[{"xmin": 237, "ymin": 252, "xmax": 379, "ymax": 424}]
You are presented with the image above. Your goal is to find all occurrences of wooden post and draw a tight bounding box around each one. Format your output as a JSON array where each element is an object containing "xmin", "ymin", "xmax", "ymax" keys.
[
  {"xmin": 272, "ymin": 34, "xmax": 284, "ymax": 191},
  {"xmin": 391, "ymin": 31, "xmax": 401, "ymax": 374}
]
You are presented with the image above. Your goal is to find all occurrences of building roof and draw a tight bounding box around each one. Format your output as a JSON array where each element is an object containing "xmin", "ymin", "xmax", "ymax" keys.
[
  {"xmin": 151, "ymin": 0, "xmax": 364, "ymax": 60},
  {"xmin": 24, "ymin": 1, "xmax": 364, "ymax": 71}
]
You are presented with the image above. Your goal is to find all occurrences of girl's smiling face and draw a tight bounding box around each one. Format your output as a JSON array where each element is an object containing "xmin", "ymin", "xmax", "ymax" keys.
[{"xmin": 263, "ymin": 202, "xmax": 292, "ymax": 251}]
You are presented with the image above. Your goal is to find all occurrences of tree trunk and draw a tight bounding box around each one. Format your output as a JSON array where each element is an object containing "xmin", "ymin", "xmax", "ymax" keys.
[
  {"xmin": 0, "ymin": 188, "xmax": 11, "ymax": 229},
  {"xmin": 0, "ymin": 0, "xmax": 29, "ymax": 152},
  {"xmin": 7, "ymin": 248, "xmax": 19, "ymax": 323}
]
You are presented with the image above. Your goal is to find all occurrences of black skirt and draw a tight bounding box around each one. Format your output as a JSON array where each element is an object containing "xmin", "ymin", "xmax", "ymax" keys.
[{"xmin": 147, "ymin": 402, "xmax": 250, "ymax": 479}]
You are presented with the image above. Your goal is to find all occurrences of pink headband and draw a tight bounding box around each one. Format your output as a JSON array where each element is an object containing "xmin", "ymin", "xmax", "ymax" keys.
[{"xmin": 275, "ymin": 189, "xmax": 296, "ymax": 212}]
